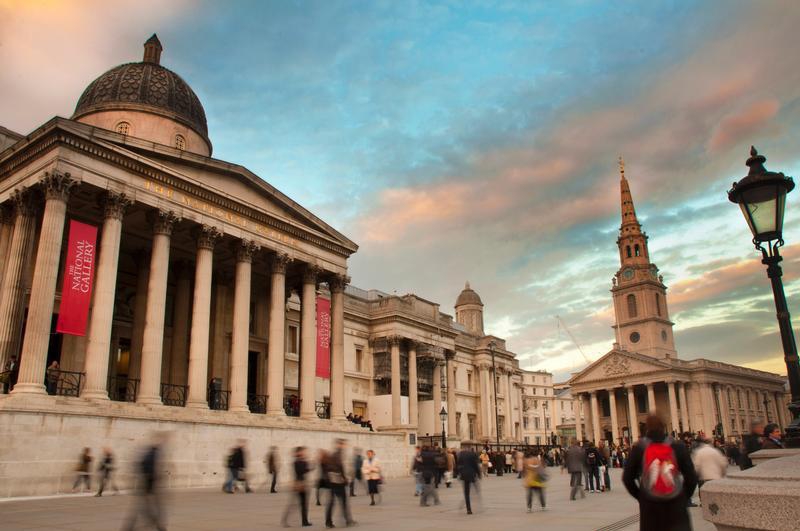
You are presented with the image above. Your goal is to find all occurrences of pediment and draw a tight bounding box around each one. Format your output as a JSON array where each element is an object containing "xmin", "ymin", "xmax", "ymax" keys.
[{"xmin": 568, "ymin": 349, "xmax": 672, "ymax": 385}]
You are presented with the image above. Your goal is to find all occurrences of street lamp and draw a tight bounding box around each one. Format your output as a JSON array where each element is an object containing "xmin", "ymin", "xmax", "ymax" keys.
[
  {"xmin": 439, "ymin": 406, "xmax": 448, "ymax": 449},
  {"xmin": 763, "ymin": 396, "xmax": 771, "ymax": 423},
  {"xmin": 729, "ymin": 146, "xmax": 800, "ymax": 447}
]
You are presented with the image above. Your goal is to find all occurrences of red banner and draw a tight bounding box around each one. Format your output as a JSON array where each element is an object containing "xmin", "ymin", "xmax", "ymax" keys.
[
  {"xmin": 316, "ymin": 296, "xmax": 331, "ymax": 378},
  {"xmin": 56, "ymin": 220, "xmax": 98, "ymax": 336}
]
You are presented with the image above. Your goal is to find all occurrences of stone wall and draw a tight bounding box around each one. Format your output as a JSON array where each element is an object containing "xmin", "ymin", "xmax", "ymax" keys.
[{"xmin": 0, "ymin": 396, "xmax": 410, "ymax": 498}]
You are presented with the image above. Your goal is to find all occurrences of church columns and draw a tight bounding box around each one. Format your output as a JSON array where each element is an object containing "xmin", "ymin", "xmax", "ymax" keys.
[
  {"xmin": 678, "ymin": 382, "xmax": 690, "ymax": 432},
  {"xmin": 137, "ymin": 210, "xmax": 179, "ymax": 405},
  {"xmin": 0, "ymin": 205, "xmax": 13, "ymax": 283},
  {"xmin": 408, "ymin": 341, "xmax": 418, "ymax": 427},
  {"xmin": 432, "ymin": 361, "xmax": 442, "ymax": 432},
  {"xmin": 299, "ymin": 266, "xmax": 319, "ymax": 418},
  {"xmin": 505, "ymin": 370, "xmax": 514, "ymax": 439},
  {"xmin": 609, "ymin": 389, "xmax": 619, "ymax": 444},
  {"xmin": 478, "ymin": 364, "xmax": 493, "ymax": 438},
  {"xmin": 82, "ymin": 192, "xmax": 131, "ymax": 400},
  {"xmin": 328, "ymin": 275, "xmax": 347, "ymax": 420},
  {"xmin": 575, "ymin": 395, "xmax": 584, "ymax": 442},
  {"xmin": 774, "ymin": 391, "xmax": 786, "ymax": 430},
  {"xmin": 185, "ymin": 225, "xmax": 219, "ymax": 409},
  {"xmin": 667, "ymin": 381, "xmax": 680, "ymax": 435},
  {"xmin": 0, "ymin": 190, "xmax": 36, "ymax": 371},
  {"xmin": 627, "ymin": 386, "xmax": 639, "ymax": 440},
  {"xmin": 14, "ymin": 173, "xmax": 76, "ymax": 395},
  {"xmin": 446, "ymin": 352, "xmax": 457, "ymax": 436},
  {"xmin": 266, "ymin": 253, "xmax": 289, "ymax": 416},
  {"xmin": 167, "ymin": 262, "xmax": 192, "ymax": 386},
  {"xmin": 229, "ymin": 241, "xmax": 259, "ymax": 412},
  {"xmin": 590, "ymin": 391, "xmax": 601, "ymax": 443},
  {"xmin": 646, "ymin": 383, "xmax": 656, "ymax": 413},
  {"xmin": 715, "ymin": 384, "xmax": 730, "ymax": 438},
  {"xmin": 389, "ymin": 335, "xmax": 402, "ymax": 426},
  {"xmin": 731, "ymin": 385, "xmax": 742, "ymax": 436}
]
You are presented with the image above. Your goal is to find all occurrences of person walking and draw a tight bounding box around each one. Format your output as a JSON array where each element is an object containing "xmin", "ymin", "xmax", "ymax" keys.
[
  {"xmin": 761, "ymin": 424, "xmax": 784, "ymax": 449},
  {"xmin": 479, "ymin": 450, "xmax": 490, "ymax": 478},
  {"xmin": 505, "ymin": 451, "xmax": 513, "ymax": 474},
  {"xmin": 419, "ymin": 446, "xmax": 441, "ymax": 507},
  {"xmin": 95, "ymin": 447, "xmax": 119, "ymax": 496},
  {"xmin": 445, "ymin": 448, "xmax": 455, "ymax": 488},
  {"xmin": 361, "ymin": 449, "xmax": 382, "ymax": 506},
  {"xmin": 224, "ymin": 440, "xmax": 252, "ymax": 493},
  {"xmin": 599, "ymin": 442, "xmax": 611, "ymax": 491},
  {"xmin": 122, "ymin": 433, "xmax": 168, "ymax": 531},
  {"xmin": 315, "ymin": 449, "xmax": 329, "ymax": 506},
  {"xmin": 72, "ymin": 447, "xmax": 92, "ymax": 492},
  {"xmin": 325, "ymin": 439, "xmax": 355, "ymax": 528},
  {"xmin": 739, "ymin": 420, "xmax": 765, "ymax": 470},
  {"xmin": 515, "ymin": 449, "xmax": 524, "ymax": 478},
  {"xmin": 350, "ymin": 447, "xmax": 364, "ymax": 496},
  {"xmin": 585, "ymin": 442, "xmax": 602, "ymax": 492},
  {"xmin": 622, "ymin": 414, "xmax": 698, "ymax": 531},
  {"xmin": 457, "ymin": 447, "xmax": 481, "ymax": 515},
  {"xmin": 692, "ymin": 437, "xmax": 727, "ymax": 506},
  {"xmin": 266, "ymin": 445, "xmax": 279, "ymax": 493},
  {"xmin": 281, "ymin": 446, "xmax": 313, "ymax": 527},
  {"xmin": 564, "ymin": 439, "xmax": 586, "ymax": 500},
  {"xmin": 412, "ymin": 446, "xmax": 424, "ymax": 497},
  {"xmin": 523, "ymin": 451, "xmax": 547, "ymax": 512}
]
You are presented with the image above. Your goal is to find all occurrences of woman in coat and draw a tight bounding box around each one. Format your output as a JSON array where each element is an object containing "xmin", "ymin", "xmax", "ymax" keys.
[
  {"xmin": 361, "ymin": 449, "xmax": 382, "ymax": 505},
  {"xmin": 523, "ymin": 450, "xmax": 547, "ymax": 512}
]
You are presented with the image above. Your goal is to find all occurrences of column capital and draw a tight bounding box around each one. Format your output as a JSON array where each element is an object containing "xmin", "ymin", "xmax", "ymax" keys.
[
  {"xmin": 329, "ymin": 273, "xmax": 350, "ymax": 293},
  {"xmin": 444, "ymin": 349, "xmax": 455, "ymax": 361},
  {"xmin": 387, "ymin": 334, "xmax": 403, "ymax": 346},
  {"xmin": 11, "ymin": 188, "xmax": 36, "ymax": 218},
  {"xmin": 270, "ymin": 252, "xmax": 291, "ymax": 274},
  {"xmin": 406, "ymin": 339, "xmax": 420, "ymax": 351},
  {"xmin": 102, "ymin": 191, "xmax": 132, "ymax": 221},
  {"xmin": 235, "ymin": 239, "xmax": 260, "ymax": 263},
  {"xmin": 303, "ymin": 264, "xmax": 323, "ymax": 284},
  {"xmin": 195, "ymin": 224, "xmax": 222, "ymax": 250},
  {"xmin": 41, "ymin": 170, "xmax": 77, "ymax": 202},
  {"xmin": 149, "ymin": 209, "xmax": 181, "ymax": 236}
]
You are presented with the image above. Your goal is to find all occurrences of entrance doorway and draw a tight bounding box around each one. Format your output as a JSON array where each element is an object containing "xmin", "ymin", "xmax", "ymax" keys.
[{"xmin": 247, "ymin": 351, "xmax": 259, "ymax": 396}]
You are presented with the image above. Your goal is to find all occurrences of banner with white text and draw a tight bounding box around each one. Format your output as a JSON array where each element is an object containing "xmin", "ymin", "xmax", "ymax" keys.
[
  {"xmin": 55, "ymin": 220, "xmax": 98, "ymax": 336},
  {"xmin": 316, "ymin": 296, "xmax": 331, "ymax": 378}
]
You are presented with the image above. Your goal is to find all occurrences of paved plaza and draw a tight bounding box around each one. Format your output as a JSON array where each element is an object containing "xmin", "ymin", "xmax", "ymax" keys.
[{"xmin": 1, "ymin": 468, "xmax": 716, "ymax": 531}]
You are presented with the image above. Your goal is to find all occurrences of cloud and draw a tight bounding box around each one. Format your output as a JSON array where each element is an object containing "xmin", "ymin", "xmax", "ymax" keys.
[{"xmin": 707, "ymin": 99, "xmax": 781, "ymax": 152}]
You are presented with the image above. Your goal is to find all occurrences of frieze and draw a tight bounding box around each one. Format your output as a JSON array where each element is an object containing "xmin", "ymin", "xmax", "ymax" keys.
[{"xmin": 604, "ymin": 355, "xmax": 631, "ymax": 376}]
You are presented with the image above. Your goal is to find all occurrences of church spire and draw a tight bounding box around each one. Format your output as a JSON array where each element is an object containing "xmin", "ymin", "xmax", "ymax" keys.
[
  {"xmin": 617, "ymin": 156, "xmax": 649, "ymax": 266},
  {"xmin": 619, "ymin": 156, "xmax": 640, "ymax": 231}
]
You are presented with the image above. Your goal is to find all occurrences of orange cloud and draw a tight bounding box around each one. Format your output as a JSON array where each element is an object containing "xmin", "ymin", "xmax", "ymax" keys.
[{"xmin": 707, "ymin": 99, "xmax": 780, "ymax": 153}]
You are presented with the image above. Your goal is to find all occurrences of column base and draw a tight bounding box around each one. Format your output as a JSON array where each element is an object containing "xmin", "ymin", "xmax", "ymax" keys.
[
  {"xmin": 185, "ymin": 400, "xmax": 210, "ymax": 410},
  {"xmin": 267, "ymin": 409, "xmax": 286, "ymax": 417},
  {"xmin": 10, "ymin": 383, "xmax": 46, "ymax": 395},
  {"xmin": 230, "ymin": 406, "xmax": 250, "ymax": 413},
  {"xmin": 300, "ymin": 411, "xmax": 316, "ymax": 419},
  {"xmin": 81, "ymin": 390, "xmax": 110, "ymax": 401},
  {"xmin": 136, "ymin": 396, "xmax": 163, "ymax": 406}
]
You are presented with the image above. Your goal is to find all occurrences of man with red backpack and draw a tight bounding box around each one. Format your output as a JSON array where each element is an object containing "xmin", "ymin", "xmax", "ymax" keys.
[{"xmin": 623, "ymin": 414, "xmax": 698, "ymax": 531}]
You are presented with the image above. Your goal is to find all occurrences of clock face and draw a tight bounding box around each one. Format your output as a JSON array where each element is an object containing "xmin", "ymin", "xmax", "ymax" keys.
[
  {"xmin": 622, "ymin": 268, "xmax": 635, "ymax": 280},
  {"xmin": 630, "ymin": 332, "xmax": 640, "ymax": 343}
]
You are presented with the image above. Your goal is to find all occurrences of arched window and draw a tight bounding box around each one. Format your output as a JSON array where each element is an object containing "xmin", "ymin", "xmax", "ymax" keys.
[
  {"xmin": 634, "ymin": 244, "xmax": 641, "ymax": 257},
  {"xmin": 627, "ymin": 294, "xmax": 637, "ymax": 318},
  {"xmin": 115, "ymin": 121, "xmax": 131, "ymax": 135},
  {"xmin": 626, "ymin": 246, "xmax": 632, "ymax": 258},
  {"xmin": 175, "ymin": 134, "xmax": 186, "ymax": 150},
  {"xmin": 655, "ymin": 293, "xmax": 662, "ymax": 316}
]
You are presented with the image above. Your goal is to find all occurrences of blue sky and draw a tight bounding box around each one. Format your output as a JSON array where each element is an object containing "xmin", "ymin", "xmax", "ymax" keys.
[{"xmin": 3, "ymin": 0, "xmax": 800, "ymax": 380}]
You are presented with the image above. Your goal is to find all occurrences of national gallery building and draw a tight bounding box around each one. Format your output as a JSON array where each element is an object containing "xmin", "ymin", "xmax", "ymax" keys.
[{"xmin": 0, "ymin": 37, "xmax": 527, "ymax": 496}]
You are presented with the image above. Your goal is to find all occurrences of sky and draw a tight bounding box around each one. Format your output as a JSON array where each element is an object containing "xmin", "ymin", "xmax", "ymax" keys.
[{"xmin": 2, "ymin": 0, "xmax": 800, "ymax": 381}]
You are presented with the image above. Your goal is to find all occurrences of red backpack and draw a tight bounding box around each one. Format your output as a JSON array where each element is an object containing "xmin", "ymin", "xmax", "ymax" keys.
[{"xmin": 640, "ymin": 438, "xmax": 683, "ymax": 501}]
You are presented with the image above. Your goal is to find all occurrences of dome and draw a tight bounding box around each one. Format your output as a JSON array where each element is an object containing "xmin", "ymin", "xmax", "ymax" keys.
[
  {"xmin": 72, "ymin": 35, "xmax": 210, "ymax": 150},
  {"xmin": 456, "ymin": 281, "xmax": 483, "ymax": 307}
]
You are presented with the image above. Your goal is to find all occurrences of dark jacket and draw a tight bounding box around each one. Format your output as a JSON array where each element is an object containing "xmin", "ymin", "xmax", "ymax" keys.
[
  {"xmin": 622, "ymin": 436, "xmax": 698, "ymax": 531},
  {"xmin": 327, "ymin": 449, "xmax": 347, "ymax": 485},
  {"xmin": 564, "ymin": 444, "xmax": 585, "ymax": 474},
  {"xmin": 739, "ymin": 433, "xmax": 762, "ymax": 469},
  {"xmin": 456, "ymin": 450, "xmax": 481, "ymax": 482},
  {"xmin": 585, "ymin": 446, "xmax": 603, "ymax": 468},
  {"xmin": 761, "ymin": 437, "xmax": 784, "ymax": 450},
  {"xmin": 230, "ymin": 447, "xmax": 245, "ymax": 470},
  {"xmin": 420, "ymin": 449, "xmax": 438, "ymax": 482},
  {"xmin": 140, "ymin": 445, "xmax": 160, "ymax": 493}
]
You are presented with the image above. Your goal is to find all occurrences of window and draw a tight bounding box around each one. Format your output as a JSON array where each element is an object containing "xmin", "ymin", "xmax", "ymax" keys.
[
  {"xmin": 523, "ymin": 416, "xmax": 529, "ymax": 429},
  {"xmin": 661, "ymin": 330, "xmax": 668, "ymax": 342},
  {"xmin": 466, "ymin": 371, "xmax": 473, "ymax": 391},
  {"xmin": 535, "ymin": 436, "xmax": 541, "ymax": 445},
  {"xmin": 543, "ymin": 401, "xmax": 548, "ymax": 411},
  {"xmin": 534, "ymin": 417, "xmax": 540, "ymax": 429},
  {"xmin": 655, "ymin": 293, "xmax": 662, "ymax": 316},
  {"xmin": 524, "ymin": 436, "xmax": 530, "ymax": 445},
  {"xmin": 626, "ymin": 245, "xmax": 632, "ymax": 258},
  {"xmin": 355, "ymin": 347, "xmax": 364, "ymax": 373},
  {"xmin": 498, "ymin": 417, "xmax": 504, "ymax": 439},
  {"xmin": 636, "ymin": 392, "xmax": 647, "ymax": 413},
  {"xmin": 468, "ymin": 414, "xmax": 476, "ymax": 440},
  {"xmin": 545, "ymin": 417, "xmax": 551, "ymax": 430},
  {"xmin": 175, "ymin": 134, "xmax": 186, "ymax": 150},
  {"xmin": 287, "ymin": 325, "xmax": 298, "ymax": 354},
  {"xmin": 627, "ymin": 294, "xmax": 637, "ymax": 318},
  {"xmin": 634, "ymin": 244, "xmax": 641, "ymax": 257},
  {"xmin": 115, "ymin": 121, "xmax": 131, "ymax": 135}
]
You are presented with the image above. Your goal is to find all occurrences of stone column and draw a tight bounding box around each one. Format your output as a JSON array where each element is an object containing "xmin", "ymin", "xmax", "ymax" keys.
[
  {"xmin": 732, "ymin": 386, "xmax": 743, "ymax": 436},
  {"xmin": 446, "ymin": 352, "xmax": 457, "ymax": 437},
  {"xmin": 136, "ymin": 210, "xmax": 180, "ymax": 405},
  {"xmin": 574, "ymin": 395, "xmax": 584, "ymax": 442},
  {"xmin": 479, "ymin": 364, "xmax": 492, "ymax": 438},
  {"xmin": 505, "ymin": 371, "xmax": 514, "ymax": 439},
  {"xmin": 185, "ymin": 226, "xmax": 220, "ymax": 409},
  {"xmin": 229, "ymin": 240, "xmax": 258, "ymax": 412},
  {"xmin": 408, "ymin": 341, "xmax": 418, "ymax": 427},
  {"xmin": 609, "ymin": 389, "xmax": 619, "ymax": 444},
  {"xmin": 774, "ymin": 391, "xmax": 786, "ymax": 430},
  {"xmin": 667, "ymin": 381, "xmax": 680, "ymax": 435},
  {"xmin": 432, "ymin": 361, "xmax": 442, "ymax": 432},
  {"xmin": 168, "ymin": 262, "xmax": 192, "ymax": 386},
  {"xmin": 742, "ymin": 387, "xmax": 752, "ymax": 426},
  {"xmin": 699, "ymin": 383, "xmax": 717, "ymax": 436},
  {"xmin": 678, "ymin": 382, "xmax": 690, "ymax": 432},
  {"xmin": 0, "ymin": 190, "xmax": 36, "ymax": 371},
  {"xmin": 299, "ymin": 265, "xmax": 319, "ymax": 418},
  {"xmin": 266, "ymin": 253, "xmax": 289, "ymax": 415},
  {"xmin": 13, "ymin": 173, "xmax": 76, "ymax": 395},
  {"xmin": 0, "ymin": 204, "xmax": 13, "ymax": 286},
  {"xmin": 590, "ymin": 391, "xmax": 601, "ymax": 443},
  {"xmin": 627, "ymin": 386, "xmax": 640, "ymax": 440},
  {"xmin": 715, "ymin": 384, "xmax": 730, "ymax": 437},
  {"xmin": 583, "ymin": 393, "xmax": 593, "ymax": 441},
  {"xmin": 128, "ymin": 251, "xmax": 149, "ymax": 381},
  {"xmin": 389, "ymin": 335, "xmax": 402, "ymax": 426},
  {"xmin": 646, "ymin": 382, "xmax": 656, "ymax": 413},
  {"xmin": 81, "ymin": 192, "xmax": 131, "ymax": 399},
  {"xmin": 328, "ymin": 274, "xmax": 347, "ymax": 420}
]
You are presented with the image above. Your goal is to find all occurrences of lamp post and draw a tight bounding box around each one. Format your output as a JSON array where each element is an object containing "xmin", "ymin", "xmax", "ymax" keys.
[
  {"xmin": 728, "ymin": 146, "xmax": 800, "ymax": 447},
  {"xmin": 763, "ymin": 396, "xmax": 771, "ymax": 423},
  {"xmin": 439, "ymin": 406, "xmax": 448, "ymax": 449}
]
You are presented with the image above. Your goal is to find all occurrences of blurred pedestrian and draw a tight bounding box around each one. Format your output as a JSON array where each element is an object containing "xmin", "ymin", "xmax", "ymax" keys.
[
  {"xmin": 95, "ymin": 447, "xmax": 119, "ymax": 496},
  {"xmin": 281, "ymin": 446, "xmax": 313, "ymax": 527},
  {"xmin": 419, "ymin": 446, "xmax": 441, "ymax": 507},
  {"xmin": 479, "ymin": 450, "xmax": 490, "ymax": 477},
  {"xmin": 523, "ymin": 450, "xmax": 547, "ymax": 512},
  {"xmin": 564, "ymin": 439, "xmax": 586, "ymax": 501},
  {"xmin": 72, "ymin": 447, "xmax": 92, "ymax": 492},
  {"xmin": 739, "ymin": 420, "xmax": 764, "ymax": 470},
  {"xmin": 224, "ymin": 440, "xmax": 252, "ymax": 493},
  {"xmin": 325, "ymin": 439, "xmax": 354, "ymax": 528},
  {"xmin": 457, "ymin": 447, "xmax": 481, "ymax": 515},
  {"xmin": 122, "ymin": 432, "xmax": 168, "ymax": 531},
  {"xmin": 412, "ymin": 446, "xmax": 423, "ymax": 496},
  {"xmin": 361, "ymin": 449, "xmax": 382, "ymax": 505},
  {"xmin": 445, "ymin": 448, "xmax": 455, "ymax": 488},
  {"xmin": 350, "ymin": 447, "xmax": 364, "ymax": 497},
  {"xmin": 266, "ymin": 445, "xmax": 279, "ymax": 493},
  {"xmin": 315, "ymin": 449, "xmax": 329, "ymax": 506}
]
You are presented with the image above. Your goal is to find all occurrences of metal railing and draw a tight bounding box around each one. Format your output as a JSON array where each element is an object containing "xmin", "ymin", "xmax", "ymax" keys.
[
  {"xmin": 283, "ymin": 397, "xmax": 300, "ymax": 417},
  {"xmin": 160, "ymin": 383, "xmax": 187, "ymax": 407},
  {"xmin": 315, "ymin": 400, "xmax": 331, "ymax": 419},
  {"xmin": 208, "ymin": 389, "xmax": 230, "ymax": 411},
  {"xmin": 46, "ymin": 369, "xmax": 84, "ymax": 397},
  {"xmin": 108, "ymin": 376, "xmax": 139, "ymax": 402},
  {"xmin": 248, "ymin": 394, "xmax": 267, "ymax": 414}
]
